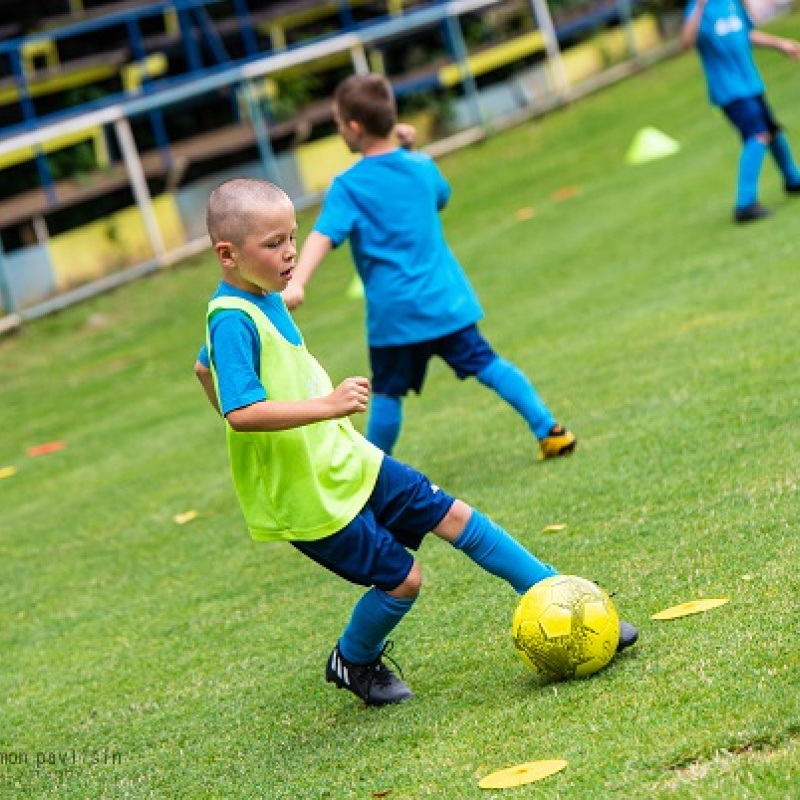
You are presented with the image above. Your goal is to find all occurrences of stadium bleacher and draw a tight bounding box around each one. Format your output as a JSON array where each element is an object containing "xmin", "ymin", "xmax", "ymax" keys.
[{"xmin": 0, "ymin": 0, "xmax": 661, "ymax": 316}]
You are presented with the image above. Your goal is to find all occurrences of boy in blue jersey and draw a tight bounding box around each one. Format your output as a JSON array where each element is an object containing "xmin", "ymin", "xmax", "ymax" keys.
[
  {"xmin": 195, "ymin": 178, "xmax": 637, "ymax": 707},
  {"xmin": 682, "ymin": 0, "xmax": 800, "ymax": 223},
  {"xmin": 281, "ymin": 73, "xmax": 576, "ymax": 461}
]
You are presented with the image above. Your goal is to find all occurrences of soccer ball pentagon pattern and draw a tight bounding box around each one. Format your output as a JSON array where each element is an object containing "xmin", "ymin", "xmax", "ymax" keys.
[{"xmin": 512, "ymin": 575, "xmax": 620, "ymax": 681}]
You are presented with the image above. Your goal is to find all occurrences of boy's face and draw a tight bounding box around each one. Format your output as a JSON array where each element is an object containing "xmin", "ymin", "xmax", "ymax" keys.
[{"xmin": 216, "ymin": 199, "xmax": 297, "ymax": 294}]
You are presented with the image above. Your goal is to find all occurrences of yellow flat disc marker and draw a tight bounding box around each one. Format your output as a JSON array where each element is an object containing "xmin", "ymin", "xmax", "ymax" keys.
[
  {"xmin": 651, "ymin": 598, "xmax": 729, "ymax": 621},
  {"xmin": 478, "ymin": 759, "xmax": 568, "ymax": 789},
  {"xmin": 173, "ymin": 510, "xmax": 199, "ymax": 525}
]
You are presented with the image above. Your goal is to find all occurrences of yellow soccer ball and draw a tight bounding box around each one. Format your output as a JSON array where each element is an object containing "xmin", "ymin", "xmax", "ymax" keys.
[{"xmin": 512, "ymin": 575, "xmax": 620, "ymax": 681}]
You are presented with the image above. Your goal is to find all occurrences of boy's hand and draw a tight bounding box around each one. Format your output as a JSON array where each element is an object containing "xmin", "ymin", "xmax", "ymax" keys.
[
  {"xmin": 395, "ymin": 123, "xmax": 417, "ymax": 150},
  {"xmin": 328, "ymin": 377, "xmax": 370, "ymax": 417},
  {"xmin": 780, "ymin": 38, "xmax": 800, "ymax": 59},
  {"xmin": 282, "ymin": 282, "xmax": 306, "ymax": 310}
]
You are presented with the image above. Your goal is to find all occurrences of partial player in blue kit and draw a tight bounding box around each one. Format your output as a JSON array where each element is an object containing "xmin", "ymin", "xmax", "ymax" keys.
[
  {"xmin": 281, "ymin": 73, "xmax": 576, "ymax": 461},
  {"xmin": 682, "ymin": 0, "xmax": 800, "ymax": 222},
  {"xmin": 194, "ymin": 179, "xmax": 637, "ymax": 707}
]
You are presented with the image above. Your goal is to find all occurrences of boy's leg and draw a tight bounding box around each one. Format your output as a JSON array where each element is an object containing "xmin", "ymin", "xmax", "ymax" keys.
[
  {"xmin": 292, "ymin": 511, "xmax": 419, "ymax": 705},
  {"xmin": 769, "ymin": 133, "xmax": 800, "ymax": 190},
  {"xmin": 436, "ymin": 326, "xmax": 575, "ymax": 457},
  {"xmin": 754, "ymin": 96, "xmax": 800, "ymax": 190},
  {"xmin": 365, "ymin": 458, "xmax": 555, "ymax": 611},
  {"xmin": 433, "ymin": 499, "xmax": 557, "ymax": 594},
  {"xmin": 476, "ymin": 356, "xmax": 556, "ymax": 440},
  {"xmin": 434, "ymin": 500, "xmax": 638, "ymax": 650},
  {"xmin": 436, "ymin": 325, "xmax": 578, "ymax": 458},
  {"xmin": 724, "ymin": 97, "xmax": 772, "ymax": 222},
  {"xmin": 327, "ymin": 589, "xmax": 416, "ymax": 706},
  {"xmin": 366, "ymin": 394, "xmax": 403, "ymax": 455},
  {"xmin": 339, "ymin": 583, "xmax": 417, "ymax": 664},
  {"xmin": 368, "ymin": 342, "xmax": 432, "ymax": 455},
  {"xmin": 372, "ymin": 459, "xmax": 637, "ymax": 656},
  {"xmin": 735, "ymin": 136, "xmax": 768, "ymax": 214},
  {"xmin": 294, "ymin": 523, "xmax": 419, "ymax": 663}
]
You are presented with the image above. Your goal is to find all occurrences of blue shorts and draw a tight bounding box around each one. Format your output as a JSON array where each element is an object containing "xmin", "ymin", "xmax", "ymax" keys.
[
  {"xmin": 370, "ymin": 324, "xmax": 497, "ymax": 396},
  {"xmin": 291, "ymin": 455, "xmax": 456, "ymax": 592},
  {"xmin": 723, "ymin": 95, "xmax": 781, "ymax": 142}
]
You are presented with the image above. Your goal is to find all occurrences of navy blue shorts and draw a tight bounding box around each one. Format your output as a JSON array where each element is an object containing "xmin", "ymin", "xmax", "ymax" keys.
[
  {"xmin": 291, "ymin": 455, "xmax": 456, "ymax": 592},
  {"xmin": 370, "ymin": 324, "xmax": 497, "ymax": 396},
  {"xmin": 723, "ymin": 94, "xmax": 781, "ymax": 142}
]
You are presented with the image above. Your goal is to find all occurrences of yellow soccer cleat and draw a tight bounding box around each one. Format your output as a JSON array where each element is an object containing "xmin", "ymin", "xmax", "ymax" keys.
[{"xmin": 539, "ymin": 425, "xmax": 577, "ymax": 460}]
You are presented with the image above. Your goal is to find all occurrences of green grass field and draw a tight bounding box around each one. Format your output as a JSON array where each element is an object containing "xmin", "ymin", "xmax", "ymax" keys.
[{"xmin": 3, "ymin": 15, "xmax": 800, "ymax": 798}]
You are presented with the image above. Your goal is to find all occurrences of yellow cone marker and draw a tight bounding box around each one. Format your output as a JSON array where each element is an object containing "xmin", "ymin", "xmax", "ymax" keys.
[
  {"xmin": 625, "ymin": 127, "xmax": 680, "ymax": 165},
  {"xmin": 651, "ymin": 598, "xmax": 729, "ymax": 621},
  {"xmin": 478, "ymin": 759, "xmax": 568, "ymax": 789}
]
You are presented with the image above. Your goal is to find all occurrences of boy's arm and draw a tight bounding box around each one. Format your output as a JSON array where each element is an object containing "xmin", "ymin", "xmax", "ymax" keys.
[
  {"xmin": 741, "ymin": 0, "xmax": 800, "ymax": 57},
  {"xmin": 749, "ymin": 29, "xmax": 800, "ymax": 59},
  {"xmin": 194, "ymin": 360, "xmax": 222, "ymax": 416},
  {"xmin": 225, "ymin": 376, "xmax": 370, "ymax": 432},
  {"xmin": 681, "ymin": 0, "xmax": 706, "ymax": 49},
  {"xmin": 282, "ymin": 230, "xmax": 333, "ymax": 310}
]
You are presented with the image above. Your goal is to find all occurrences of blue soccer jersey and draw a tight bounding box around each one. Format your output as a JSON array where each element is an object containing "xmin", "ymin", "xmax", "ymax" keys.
[
  {"xmin": 198, "ymin": 282, "xmax": 302, "ymax": 415},
  {"xmin": 313, "ymin": 148, "xmax": 483, "ymax": 348},
  {"xmin": 687, "ymin": 0, "xmax": 763, "ymax": 107}
]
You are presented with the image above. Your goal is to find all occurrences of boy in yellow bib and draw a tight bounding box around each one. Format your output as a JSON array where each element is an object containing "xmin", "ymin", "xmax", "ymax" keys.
[{"xmin": 195, "ymin": 178, "xmax": 637, "ymax": 706}]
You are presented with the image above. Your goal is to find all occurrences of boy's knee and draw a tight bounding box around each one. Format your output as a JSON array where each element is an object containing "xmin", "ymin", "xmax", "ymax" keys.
[
  {"xmin": 390, "ymin": 559, "xmax": 422, "ymax": 599},
  {"xmin": 433, "ymin": 499, "xmax": 473, "ymax": 543}
]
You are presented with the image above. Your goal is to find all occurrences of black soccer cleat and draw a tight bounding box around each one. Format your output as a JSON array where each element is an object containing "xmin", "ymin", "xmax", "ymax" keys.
[
  {"xmin": 733, "ymin": 202, "xmax": 772, "ymax": 224},
  {"xmin": 617, "ymin": 620, "xmax": 639, "ymax": 652},
  {"xmin": 326, "ymin": 642, "xmax": 413, "ymax": 706}
]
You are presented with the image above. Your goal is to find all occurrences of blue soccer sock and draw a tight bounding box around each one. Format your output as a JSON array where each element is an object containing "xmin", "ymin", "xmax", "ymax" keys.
[
  {"xmin": 339, "ymin": 587, "xmax": 417, "ymax": 664},
  {"xmin": 452, "ymin": 509, "xmax": 558, "ymax": 594},
  {"xmin": 476, "ymin": 357, "xmax": 556, "ymax": 440},
  {"xmin": 769, "ymin": 133, "xmax": 800, "ymax": 187},
  {"xmin": 736, "ymin": 137, "xmax": 768, "ymax": 209},
  {"xmin": 366, "ymin": 394, "xmax": 402, "ymax": 455}
]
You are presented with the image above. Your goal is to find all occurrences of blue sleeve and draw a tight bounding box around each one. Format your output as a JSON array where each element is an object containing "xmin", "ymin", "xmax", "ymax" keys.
[
  {"xmin": 208, "ymin": 311, "xmax": 267, "ymax": 415},
  {"xmin": 313, "ymin": 177, "xmax": 359, "ymax": 247},
  {"xmin": 197, "ymin": 343, "xmax": 210, "ymax": 367}
]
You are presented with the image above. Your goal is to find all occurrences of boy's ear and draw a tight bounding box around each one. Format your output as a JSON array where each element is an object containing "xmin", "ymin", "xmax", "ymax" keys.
[
  {"xmin": 215, "ymin": 240, "xmax": 236, "ymax": 269},
  {"xmin": 346, "ymin": 118, "xmax": 364, "ymax": 138}
]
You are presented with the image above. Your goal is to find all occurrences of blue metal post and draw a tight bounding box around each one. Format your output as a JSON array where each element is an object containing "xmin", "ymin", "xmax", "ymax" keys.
[
  {"xmin": 232, "ymin": 0, "xmax": 259, "ymax": 56},
  {"xmin": 193, "ymin": 4, "xmax": 230, "ymax": 64},
  {"xmin": 444, "ymin": 13, "xmax": 484, "ymax": 128},
  {"xmin": 126, "ymin": 18, "xmax": 173, "ymax": 170},
  {"xmin": 337, "ymin": 0, "xmax": 356, "ymax": 30},
  {"xmin": 176, "ymin": 5, "xmax": 203, "ymax": 71}
]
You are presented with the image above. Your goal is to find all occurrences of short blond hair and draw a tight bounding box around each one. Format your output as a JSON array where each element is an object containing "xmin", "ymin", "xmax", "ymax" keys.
[{"xmin": 206, "ymin": 178, "xmax": 291, "ymax": 245}]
